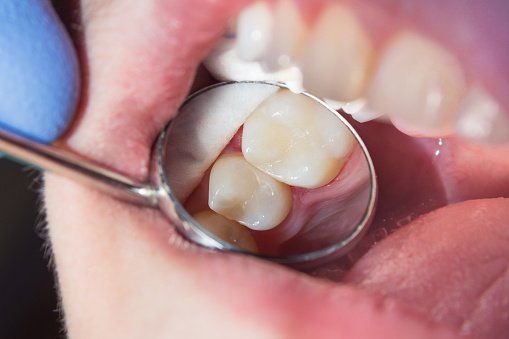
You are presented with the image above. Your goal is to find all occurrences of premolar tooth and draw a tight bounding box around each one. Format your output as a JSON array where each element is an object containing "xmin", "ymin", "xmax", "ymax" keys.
[
  {"xmin": 192, "ymin": 210, "xmax": 258, "ymax": 252},
  {"xmin": 300, "ymin": 5, "xmax": 374, "ymax": 102},
  {"xmin": 455, "ymin": 86, "xmax": 509, "ymax": 144},
  {"xmin": 367, "ymin": 32, "xmax": 467, "ymax": 137},
  {"xmin": 262, "ymin": 0, "xmax": 307, "ymax": 71},
  {"xmin": 209, "ymin": 153, "xmax": 292, "ymax": 231},
  {"xmin": 242, "ymin": 90, "xmax": 354, "ymax": 188},
  {"xmin": 236, "ymin": 1, "xmax": 273, "ymax": 62}
]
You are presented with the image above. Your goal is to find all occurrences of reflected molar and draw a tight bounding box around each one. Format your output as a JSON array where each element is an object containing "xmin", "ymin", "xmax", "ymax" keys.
[
  {"xmin": 455, "ymin": 86, "xmax": 509, "ymax": 144},
  {"xmin": 242, "ymin": 89, "xmax": 354, "ymax": 188},
  {"xmin": 166, "ymin": 82, "xmax": 278, "ymax": 202},
  {"xmin": 209, "ymin": 153, "xmax": 292, "ymax": 231},
  {"xmin": 300, "ymin": 5, "xmax": 374, "ymax": 102},
  {"xmin": 236, "ymin": 1, "xmax": 273, "ymax": 61},
  {"xmin": 192, "ymin": 210, "xmax": 258, "ymax": 252},
  {"xmin": 367, "ymin": 32, "xmax": 467, "ymax": 137},
  {"xmin": 262, "ymin": 0, "xmax": 307, "ymax": 71}
]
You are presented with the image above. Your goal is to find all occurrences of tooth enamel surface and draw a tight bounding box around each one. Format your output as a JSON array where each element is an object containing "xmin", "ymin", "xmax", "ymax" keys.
[
  {"xmin": 166, "ymin": 82, "xmax": 278, "ymax": 202},
  {"xmin": 300, "ymin": 5, "xmax": 374, "ymax": 102},
  {"xmin": 236, "ymin": 1, "xmax": 273, "ymax": 62},
  {"xmin": 367, "ymin": 32, "xmax": 467, "ymax": 137},
  {"xmin": 192, "ymin": 210, "xmax": 258, "ymax": 252},
  {"xmin": 242, "ymin": 90, "xmax": 354, "ymax": 188},
  {"xmin": 262, "ymin": 0, "xmax": 307, "ymax": 71},
  {"xmin": 209, "ymin": 154, "xmax": 292, "ymax": 231},
  {"xmin": 456, "ymin": 86, "xmax": 509, "ymax": 144}
]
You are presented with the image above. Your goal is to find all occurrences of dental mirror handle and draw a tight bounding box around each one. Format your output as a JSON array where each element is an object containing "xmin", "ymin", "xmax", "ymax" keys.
[{"xmin": 0, "ymin": 129, "xmax": 159, "ymax": 207}]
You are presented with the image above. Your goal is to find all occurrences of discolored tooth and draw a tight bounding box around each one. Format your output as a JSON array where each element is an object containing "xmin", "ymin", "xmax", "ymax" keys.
[
  {"xmin": 262, "ymin": 0, "xmax": 307, "ymax": 71},
  {"xmin": 242, "ymin": 90, "xmax": 354, "ymax": 189},
  {"xmin": 209, "ymin": 154, "xmax": 292, "ymax": 231},
  {"xmin": 455, "ymin": 86, "xmax": 509, "ymax": 144},
  {"xmin": 367, "ymin": 32, "xmax": 467, "ymax": 137},
  {"xmin": 192, "ymin": 210, "xmax": 258, "ymax": 252},
  {"xmin": 300, "ymin": 5, "xmax": 374, "ymax": 102},
  {"xmin": 235, "ymin": 1, "xmax": 273, "ymax": 62}
]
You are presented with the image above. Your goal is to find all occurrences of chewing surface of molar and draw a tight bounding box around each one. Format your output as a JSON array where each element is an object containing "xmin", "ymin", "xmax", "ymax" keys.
[
  {"xmin": 242, "ymin": 89, "xmax": 355, "ymax": 189},
  {"xmin": 367, "ymin": 32, "xmax": 467, "ymax": 138},
  {"xmin": 300, "ymin": 5, "xmax": 374, "ymax": 102},
  {"xmin": 208, "ymin": 153, "xmax": 292, "ymax": 231},
  {"xmin": 455, "ymin": 86, "xmax": 509, "ymax": 144},
  {"xmin": 192, "ymin": 210, "xmax": 258, "ymax": 252},
  {"xmin": 165, "ymin": 83, "xmax": 278, "ymax": 202}
]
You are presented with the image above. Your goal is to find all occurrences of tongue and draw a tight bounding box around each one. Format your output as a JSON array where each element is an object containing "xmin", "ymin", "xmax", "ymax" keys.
[{"xmin": 345, "ymin": 198, "xmax": 509, "ymax": 339}]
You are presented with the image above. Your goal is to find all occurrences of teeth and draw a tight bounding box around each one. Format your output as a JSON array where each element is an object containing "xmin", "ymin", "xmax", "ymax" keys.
[
  {"xmin": 192, "ymin": 210, "xmax": 258, "ymax": 252},
  {"xmin": 208, "ymin": 153, "xmax": 292, "ymax": 231},
  {"xmin": 242, "ymin": 89, "xmax": 354, "ymax": 188},
  {"xmin": 166, "ymin": 82, "xmax": 278, "ymax": 202},
  {"xmin": 367, "ymin": 32, "xmax": 467, "ymax": 137},
  {"xmin": 235, "ymin": 1, "xmax": 273, "ymax": 62},
  {"xmin": 300, "ymin": 5, "xmax": 374, "ymax": 102},
  {"xmin": 455, "ymin": 86, "xmax": 509, "ymax": 144},
  {"xmin": 262, "ymin": 0, "xmax": 307, "ymax": 71}
]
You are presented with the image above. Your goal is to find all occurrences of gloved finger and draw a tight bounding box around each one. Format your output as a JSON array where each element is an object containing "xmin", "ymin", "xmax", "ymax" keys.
[{"xmin": 0, "ymin": 0, "xmax": 80, "ymax": 144}]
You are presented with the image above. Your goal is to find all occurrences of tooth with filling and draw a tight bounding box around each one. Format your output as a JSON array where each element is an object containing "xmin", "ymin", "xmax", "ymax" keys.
[
  {"xmin": 262, "ymin": 0, "xmax": 308, "ymax": 71},
  {"xmin": 455, "ymin": 86, "xmax": 509, "ymax": 144},
  {"xmin": 209, "ymin": 153, "xmax": 292, "ymax": 231},
  {"xmin": 192, "ymin": 210, "xmax": 258, "ymax": 252},
  {"xmin": 367, "ymin": 31, "xmax": 467, "ymax": 137},
  {"xmin": 236, "ymin": 1, "xmax": 273, "ymax": 62},
  {"xmin": 300, "ymin": 5, "xmax": 374, "ymax": 102},
  {"xmin": 165, "ymin": 82, "xmax": 278, "ymax": 202},
  {"xmin": 242, "ymin": 89, "xmax": 355, "ymax": 189}
]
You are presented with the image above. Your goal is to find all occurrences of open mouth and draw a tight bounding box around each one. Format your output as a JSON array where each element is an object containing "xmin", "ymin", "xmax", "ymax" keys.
[{"xmin": 45, "ymin": 0, "xmax": 509, "ymax": 338}]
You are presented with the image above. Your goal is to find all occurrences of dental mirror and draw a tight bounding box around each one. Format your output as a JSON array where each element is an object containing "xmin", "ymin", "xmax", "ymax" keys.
[{"xmin": 0, "ymin": 81, "xmax": 377, "ymax": 267}]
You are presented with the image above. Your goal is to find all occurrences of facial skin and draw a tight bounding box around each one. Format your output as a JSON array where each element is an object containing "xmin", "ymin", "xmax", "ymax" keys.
[{"xmin": 45, "ymin": 1, "xmax": 509, "ymax": 338}]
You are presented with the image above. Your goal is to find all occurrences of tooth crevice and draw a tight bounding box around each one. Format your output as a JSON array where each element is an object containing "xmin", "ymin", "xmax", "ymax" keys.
[{"xmin": 208, "ymin": 153, "xmax": 292, "ymax": 231}]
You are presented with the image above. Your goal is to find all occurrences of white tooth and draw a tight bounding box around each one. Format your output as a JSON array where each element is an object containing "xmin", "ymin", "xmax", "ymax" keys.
[
  {"xmin": 367, "ymin": 32, "xmax": 467, "ymax": 137},
  {"xmin": 242, "ymin": 89, "xmax": 355, "ymax": 188},
  {"xmin": 192, "ymin": 210, "xmax": 258, "ymax": 252},
  {"xmin": 455, "ymin": 86, "xmax": 509, "ymax": 144},
  {"xmin": 236, "ymin": 1, "xmax": 273, "ymax": 62},
  {"xmin": 204, "ymin": 40, "xmax": 304, "ymax": 92},
  {"xmin": 166, "ymin": 82, "xmax": 278, "ymax": 202},
  {"xmin": 209, "ymin": 153, "xmax": 292, "ymax": 231},
  {"xmin": 262, "ymin": 0, "xmax": 307, "ymax": 71},
  {"xmin": 300, "ymin": 5, "xmax": 374, "ymax": 102}
]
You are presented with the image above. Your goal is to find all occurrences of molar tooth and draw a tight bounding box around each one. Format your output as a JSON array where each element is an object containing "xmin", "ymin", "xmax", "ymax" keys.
[
  {"xmin": 262, "ymin": 0, "xmax": 307, "ymax": 71},
  {"xmin": 209, "ymin": 153, "xmax": 292, "ymax": 231},
  {"xmin": 455, "ymin": 86, "xmax": 509, "ymax": 144},
  {"xmin": 242, "ymin": 90, "xmax": 354, "ymax": 189},
  {"xmin": 166, "ymin": 82, "xmax": 278, "ymax": 202},
  {"xmin": 300, "ymin": 5, "xmax": 374, "ymax": 102},
  {"xmin": 367, "ymin": 32, "xmax": 467, "ymax": 137},
  {"xmin": 236, "ymin": 1, "xmax": 273, "ymax": 62},
  {"xmin": 192, "ymin": 210, "xmax": 258, "ymax": 252}
]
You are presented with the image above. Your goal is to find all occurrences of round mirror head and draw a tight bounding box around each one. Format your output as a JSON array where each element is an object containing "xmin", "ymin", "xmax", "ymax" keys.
[{"xmin": 157, "ymin": 81, "xmax": 377, "ymax": 265}]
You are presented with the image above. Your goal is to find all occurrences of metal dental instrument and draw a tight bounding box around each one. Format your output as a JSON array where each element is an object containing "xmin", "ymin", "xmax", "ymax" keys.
[{"xmin": 0, "ymin": 81, "xmax": 377, "ymax": 267}]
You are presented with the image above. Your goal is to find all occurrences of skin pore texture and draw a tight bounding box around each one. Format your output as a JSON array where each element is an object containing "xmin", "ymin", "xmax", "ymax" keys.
[{"xmin": 45, "ymin": 0, "xmax": 509, "ymax": 338}]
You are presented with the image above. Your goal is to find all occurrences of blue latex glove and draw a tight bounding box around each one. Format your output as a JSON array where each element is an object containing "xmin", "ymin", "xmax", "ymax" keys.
[{"xmin": 0, "ymin": 0, "xmax": 80, "ymax": 144}]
